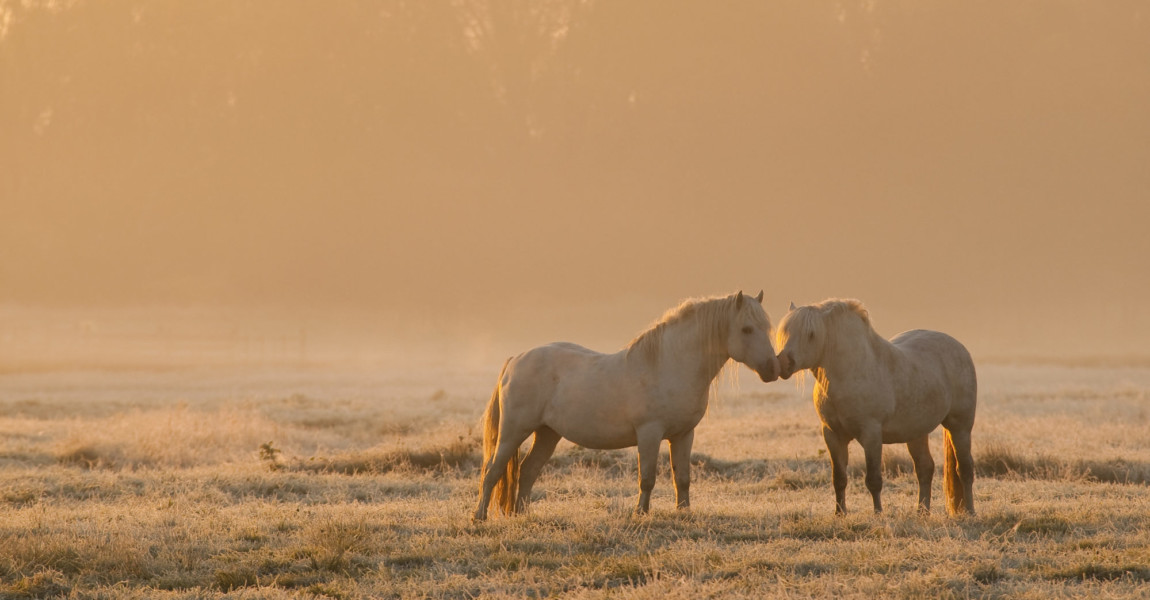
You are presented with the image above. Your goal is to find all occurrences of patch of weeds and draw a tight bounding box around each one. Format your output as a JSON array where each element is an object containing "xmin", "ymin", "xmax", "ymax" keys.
[
  {"xmin": 719, "ymin": 530, "xmax": 773, "ymax": 543},
  {"xmin": 897, "ymin": 576, "xmax": 969, "ymax": 600},
  {"xmin": 769, "ymin": 468, "xmax": 823, "ymax": 490},
  {"xmin": 974, "ymin": 444, "xmax": 1150, "ymax": 484},
  {"xmin": 597, "ymin": 555, "xmax": 651, "ymax": 588},
  {"xmin": 0, "ymin": 569, "xmax": 71, "ymax": 599},
  {"xmin": 307, "ymin": 581, "xmax": 352, "ymax": 599},
  {"xmin": 3, "ymin": 488, "xmax": 40, "ymax": 507},
  {"xmin": 297, "ymin": 437, "xmax": 479, "ymax": 475},
  {"xmin": 976, "ymin": 443, "xmax": 1054, "ymax": 478},
  {"xmin": 1077, "ymin": 459, "xmax": 1150, "ymax": 485},
  {"xmin": 216, "ymin": 477, "xmax": 313, "ymax": 501},
  {"xmin": 6, "ymin": 540, "xmax": 85, "ymax": 575},
  {"xmin": 236, "ymin": 527, "xmax": 267, "ymax": 544},
  {"xmin": 691, "ymin": 453, "xmax": 773, "ymax": 479},
  {"xmin": 1016, "ymin": 514, "xmax": 1071, "ymax": 536},
  {"xmin": 274, "ymin": 519, "xmax": 298, "ymax": 533},
  {"xmin": 272, "ymin": 571, "xmax": 330, "ymax": 589},
  {"xmin": 781, "ymin": 516, "xmax": 869, "ymax": 541},
  {"xmin": 215, "ymin": 566, "xmax": 259, "ymax": 591},
  {"xmin": 56, "ymin": 445, "xmax": 105, "ymax": 470},
  {"xmin": 488, "ymin": 550, "xmax": 522, "ymax": 571},
  {"xmin": 259, "ymin": 441, "xmax": 283, "ymax": 472},
  {"xmin": 152, "ymin": 571, "xmax": 208, "ymax": 591},
  {"xmin": 549, "ymin": 447, "xmax": 633, "ymax": 476},
  {"xmin": 384, "ymin": 553, "xmax": 434, "ymax": 569},
  {"xmin": 972, "ymin": 562, "xmax": 1004, "ymax": 584},
  {"xmin": 302, "ymin": 518, "xmax": 372, "ymax": 573},
  {"xmin": 1048, "ymin": 564, "xmax": 1150, "ymax": 582},
  {"xmin": 791, "ymin": 561, "xmax": 833, "ymax": 577}
]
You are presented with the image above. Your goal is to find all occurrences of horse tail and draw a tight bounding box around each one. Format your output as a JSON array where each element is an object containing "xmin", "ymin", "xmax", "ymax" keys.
[
  {"xmin": 481, "ymin": 358, "xmax": 520, "ymax": 516},
  {"xmin": 943, "ymin": 429, "xmax": 962, "ymax": 515}
]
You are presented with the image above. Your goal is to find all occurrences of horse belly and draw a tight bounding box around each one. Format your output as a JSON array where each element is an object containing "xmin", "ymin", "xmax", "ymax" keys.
[
  {"xmin": 873, "ymin": 374, "xmax": 951, "ymax": 442},
  {"xmin": 545, "ymin": 393, "xmax": 639, "ymax": 449},
  {"xmin": 880, "ymin": 418, "xmax": 943, "ymax": 444},
  {"xmin": 541, "ymin": 367, "xmax": 642, "ymax": 450}
]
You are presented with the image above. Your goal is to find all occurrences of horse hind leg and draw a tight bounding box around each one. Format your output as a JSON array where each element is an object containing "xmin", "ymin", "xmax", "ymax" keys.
[
  {"xmin": 474, "ymin": 436, "xmax": 522, "ymax": 521},
  {"xmin": 906, "ymin": 435, "xmax": 934, "ymax": 515},
  {"xmin": 943, "ymin": 427, "xmax": 976, "ymax": 515},
  {"xmin": 515, "ymin": 426, "xmax": 562, "ymax": 513}
]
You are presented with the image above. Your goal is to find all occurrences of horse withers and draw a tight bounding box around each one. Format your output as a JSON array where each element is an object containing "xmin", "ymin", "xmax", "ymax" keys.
[
  {"xmin": 775, "ymin": 299, "xmax": 977, "ymax": 516},
  {"xmin": 473, "ymin": 291, "xmax": 780, "ymax": 521}
]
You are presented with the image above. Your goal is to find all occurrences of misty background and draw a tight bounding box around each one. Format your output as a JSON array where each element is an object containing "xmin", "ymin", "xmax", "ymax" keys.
[{"xmin": 2, "ymin": 1, "xmax": 1148, "ymax": 366}]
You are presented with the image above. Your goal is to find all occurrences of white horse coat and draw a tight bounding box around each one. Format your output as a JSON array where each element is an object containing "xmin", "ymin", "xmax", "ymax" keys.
[
  {"xmin": 776, "ymin": 299, "xmax": 977, "ymax": 516},
  {"xmin": 474, "ymin": 291, "xmax": 779, "ymax": 521}
]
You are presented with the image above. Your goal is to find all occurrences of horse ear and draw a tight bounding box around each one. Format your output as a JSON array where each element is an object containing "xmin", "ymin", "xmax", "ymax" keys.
[
  {"xmin": 735, "ymin": 291, "xmax": 744, "ymax": 308},
  {"xmin": 789, "ymin": 301, "xmax": 797, "ymax": 311},
  {"xmin": 755, "ymin": 290, "xmax": 764, "ymax": 303}
]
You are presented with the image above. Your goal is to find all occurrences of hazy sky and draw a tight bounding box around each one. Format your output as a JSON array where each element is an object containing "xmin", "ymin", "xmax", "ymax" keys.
[{"xmin": 2, "ymin": 1, "xmax": 1148, "ymax": 357}]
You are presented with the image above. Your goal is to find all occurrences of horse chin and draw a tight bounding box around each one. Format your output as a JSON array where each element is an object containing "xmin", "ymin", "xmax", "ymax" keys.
[{"xmin": 757, "ymin": 369, "xmax": 779, "ymax": 383}]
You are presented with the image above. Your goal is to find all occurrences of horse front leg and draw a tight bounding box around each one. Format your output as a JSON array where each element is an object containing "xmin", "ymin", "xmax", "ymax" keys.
[
  {"xmin": 858, "ymin": 425, "xmax": 884, "ymax": 514},
  {"xmin": 668, "ymin": 429, "xmax": 694, "ymax": 510},
  {"xmin": 822, "ymin": 426, "xmax": 849, "ymax": 515},
  {"xmin": 634, "ymin": 424, "xmax": 663, "ymax": 515}
]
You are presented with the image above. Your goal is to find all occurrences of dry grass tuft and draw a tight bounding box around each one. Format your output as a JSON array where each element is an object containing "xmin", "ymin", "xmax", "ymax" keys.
[
  {"xmin": 0, "ymin": 569, "xmax": 71, "ymax": 599},
  {"xmin": 295, "ymin": 436, "xmax": 479, "ymax": 475},
  {"xmin": 975, "ymin": 442, "xmax": 1150, "ymax": 484}
]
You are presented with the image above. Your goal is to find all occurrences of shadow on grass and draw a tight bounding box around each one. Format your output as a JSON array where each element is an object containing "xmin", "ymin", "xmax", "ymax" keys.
[
  {"xmin": 254, "ymin": 437, "xmax": 1150, "ymax": 487},
  {"xmin": 975, "ymin": 442, "xmax": 1150, "ymax": 485}
]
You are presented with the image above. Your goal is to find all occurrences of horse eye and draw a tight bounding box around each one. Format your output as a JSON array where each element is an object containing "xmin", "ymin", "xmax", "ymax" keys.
[{"xmin": 741, "ymin": 326, "xmax": 753, "ymax": 334}]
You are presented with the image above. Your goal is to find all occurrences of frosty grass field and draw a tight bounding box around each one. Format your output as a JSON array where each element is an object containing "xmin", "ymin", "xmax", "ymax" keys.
[{"xmin": 1, "ymin": 354, "xmax": 1148, "ymax": 598}]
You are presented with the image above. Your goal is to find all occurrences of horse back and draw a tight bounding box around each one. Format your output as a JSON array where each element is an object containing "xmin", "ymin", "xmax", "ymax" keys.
[
  {"xmin": 888, "ymin": 329, "xmax": 977, "ymax": 429},
  {"xmin": 501, "ymin": 342, "xmax": 643, "ymax": 448}
]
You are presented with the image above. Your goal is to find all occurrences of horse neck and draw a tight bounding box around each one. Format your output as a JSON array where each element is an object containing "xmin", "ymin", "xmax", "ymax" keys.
[
  {"xmin": 820, "ymin": 317, "xmax": 891, "ymax": 382},
  {"xmin": 650, "ymin": 314, "xmax": 730, "ymax": 386}
]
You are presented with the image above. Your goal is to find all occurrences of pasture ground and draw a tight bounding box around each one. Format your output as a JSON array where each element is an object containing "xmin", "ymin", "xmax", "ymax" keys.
[{"xmin": 1, "ymin": 359, "xmax": 1149, "ymax": 598}]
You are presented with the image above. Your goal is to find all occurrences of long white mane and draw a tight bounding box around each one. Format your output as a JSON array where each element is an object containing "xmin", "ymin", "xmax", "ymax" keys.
[
  {"xmin": 625, "ymin": 294, "xmax": 766, "ymax": 363},
  {"xmin": 776, "ymin": 298, "xmax": 871, "ymax": 349}
]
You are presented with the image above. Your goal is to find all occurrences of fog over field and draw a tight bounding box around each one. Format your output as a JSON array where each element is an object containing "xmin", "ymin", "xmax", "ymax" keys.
[
  {"xmin": 2, "ymin": 1, "xmax": 1149, "ymax": 363},
  {"xmin": 3, "ymin": 5, "xmax": 1150, "ymax": 598}
]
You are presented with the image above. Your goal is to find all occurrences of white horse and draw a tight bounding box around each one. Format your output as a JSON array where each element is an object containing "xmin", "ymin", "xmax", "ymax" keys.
[
  {"xmin": 775, "ymin": 299, "xmax": 977, "ymax": 516},
  {"xmin": 473, "ymin": 291, "xmax": 780, "ymax": 521}
]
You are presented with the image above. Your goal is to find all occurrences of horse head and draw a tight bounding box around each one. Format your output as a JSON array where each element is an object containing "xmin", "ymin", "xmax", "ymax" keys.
[
  {"xmin": 775, "ymin": 302, "xmax": 825, "ymax": 380},
  {"xmin": 726, "ymin": 290, "xmax": 780, "ymax": 382}
]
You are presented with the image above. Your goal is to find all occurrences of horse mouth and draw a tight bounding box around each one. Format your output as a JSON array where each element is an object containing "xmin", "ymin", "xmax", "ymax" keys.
[
  {"xmin": 776, "ymin": 354, "xmax": 795, "ymax": 380},
  {"xmin": 756, "ymin": 357, "xmax": 781, "ymax": 383}
]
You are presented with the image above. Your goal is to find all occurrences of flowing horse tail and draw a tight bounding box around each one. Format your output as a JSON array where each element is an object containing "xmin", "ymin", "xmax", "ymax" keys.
[
  {"xmin": 943, "ymin": 429, "xmax": 964, "ymax": 514},
  {"xmin": 480, "ymin": 358, "xmax": 520, "ymax": 516}
]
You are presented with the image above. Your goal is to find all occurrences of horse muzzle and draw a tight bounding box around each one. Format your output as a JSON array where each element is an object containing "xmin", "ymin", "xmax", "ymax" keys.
[
  {"xmin": 756, "ymin": 355, "xmax": 781, "ymax": 383},
  {"xmin": 777, "ymin": 352, "xmax": 795, "ymax": 380}
]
